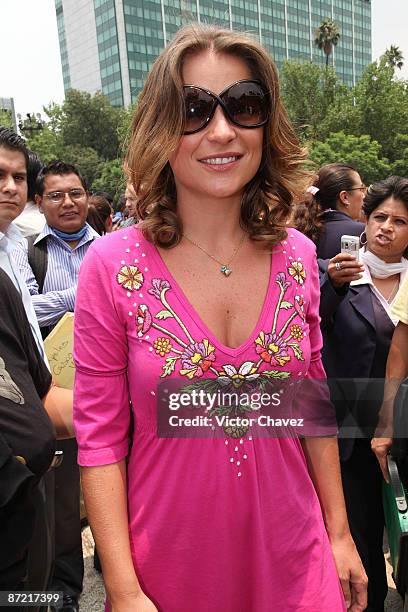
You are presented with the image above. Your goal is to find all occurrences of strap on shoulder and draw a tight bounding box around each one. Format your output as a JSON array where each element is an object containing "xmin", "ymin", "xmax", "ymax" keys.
[{"xmin": 26, "ymin": 234, "xmax": 48, "ymax": 294}]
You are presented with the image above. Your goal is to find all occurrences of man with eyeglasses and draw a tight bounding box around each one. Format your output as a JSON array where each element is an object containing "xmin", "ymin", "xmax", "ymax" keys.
[{"xmin": 14, "ymin": 160, "xmax": 98, "ymax": 612}]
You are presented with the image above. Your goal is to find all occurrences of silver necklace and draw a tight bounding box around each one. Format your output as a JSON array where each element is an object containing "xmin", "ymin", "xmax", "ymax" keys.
[
  {"xmin": 183, "ymin": 232, "xmax": 246, "ymax": 277},
  {"xmin": 385, "ymin": 278, "xmax": 400, "ymax": 303},
  {"xmin": 374, "ymin": 277, "xmax": 400, "ymax": 303}
]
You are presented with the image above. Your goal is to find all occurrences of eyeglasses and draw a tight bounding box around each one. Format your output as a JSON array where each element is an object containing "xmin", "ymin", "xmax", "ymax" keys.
[
  {"xmin": 348, "ymin": 185, "xmax": 367, "ymax": 195},
  {"xmin": 182, "ymin": 79, "xmax": 269, "ymax": 135},
  {"xmin": 44, "ymin": 189, "xmax": 87, "ymax": 204}
]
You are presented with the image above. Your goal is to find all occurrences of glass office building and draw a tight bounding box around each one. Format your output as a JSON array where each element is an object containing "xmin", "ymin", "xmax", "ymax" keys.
[{"xmin": 55, "ymin": 0, "xmax": 371, "ymax": 107}]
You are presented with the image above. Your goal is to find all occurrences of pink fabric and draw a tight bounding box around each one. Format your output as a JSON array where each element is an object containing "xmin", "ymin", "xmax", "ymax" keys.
[{"xmin": 74, "ymin": 226, "xmax": 345, "ymax": 612}]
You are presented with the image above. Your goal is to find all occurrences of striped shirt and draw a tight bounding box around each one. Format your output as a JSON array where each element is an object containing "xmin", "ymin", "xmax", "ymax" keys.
[{"xmin": 13, "ymin": 223, "xmax": 99, "ymax": 328}]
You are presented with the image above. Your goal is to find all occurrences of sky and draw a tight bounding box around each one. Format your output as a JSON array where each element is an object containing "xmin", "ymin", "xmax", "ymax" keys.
[{"xmin": 0, "ymin": 0, "xmax": 407, "ymax": 119}]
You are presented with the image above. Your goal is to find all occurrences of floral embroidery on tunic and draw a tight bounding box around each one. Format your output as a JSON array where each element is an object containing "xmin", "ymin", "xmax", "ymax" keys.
[
  {"xmin": 117, "ymin": 265, "xmax": 144, "ymax": 291},
  {"xmin": 115, "ymin": 253, "xmax": 308, "ymax": 444},
  {"xmin": 122, "ymin": 269, "xmax": 307, "ymax": 385}
]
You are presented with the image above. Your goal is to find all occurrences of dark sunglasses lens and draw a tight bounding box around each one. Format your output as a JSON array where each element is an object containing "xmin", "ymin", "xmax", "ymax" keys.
[
  {"xmin": 223, "ymin": 82, "xmax": 268, "ymax": 127},
  {"xmin": 183, "ymin": 87, "xmax": 214, "ymax": 133}
]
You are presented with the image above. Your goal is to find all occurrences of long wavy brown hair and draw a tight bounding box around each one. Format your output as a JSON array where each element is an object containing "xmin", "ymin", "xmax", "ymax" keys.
[{"xmin": 125, "ymin": 23, "xmax": 310, "ymax": 249}]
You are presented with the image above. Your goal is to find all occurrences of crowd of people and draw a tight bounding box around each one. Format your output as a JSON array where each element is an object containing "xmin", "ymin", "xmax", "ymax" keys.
[{"xmin": 1, "ymin": 22, "xmax": 408, "ymax": 612}]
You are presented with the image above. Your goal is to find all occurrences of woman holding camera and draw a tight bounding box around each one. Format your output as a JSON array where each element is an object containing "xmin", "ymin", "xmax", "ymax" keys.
[
  {"xmin": 73, "ymin": 25, "xmax": 366, "ymax": 612},
  {"xmin": 319, "ymin": 176, "xmax": 408, "ymax": 612}
]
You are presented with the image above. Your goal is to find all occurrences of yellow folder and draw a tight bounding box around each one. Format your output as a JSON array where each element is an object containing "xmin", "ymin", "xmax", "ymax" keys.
[{"xmin": 43, "ymin": 312, "xmax": 75, "ymax": 390}]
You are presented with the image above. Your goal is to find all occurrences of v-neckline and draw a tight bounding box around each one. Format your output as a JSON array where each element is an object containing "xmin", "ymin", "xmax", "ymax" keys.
[{"xmin": 147, "ymin": 238, "xmax": 280, "ymax": 358}]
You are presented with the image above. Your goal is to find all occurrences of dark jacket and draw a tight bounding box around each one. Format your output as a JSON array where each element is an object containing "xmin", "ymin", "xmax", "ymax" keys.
[
  {"xmin": 318, "ymin": 260, "xmax": 394, "ymax": 459},
  {"xmin": 317, "ymin": 210, "xmax": 364, "ymax": 260},
  {"xmin": 0, "ymin": 268, "xmax": 55, "ymax": 588}
]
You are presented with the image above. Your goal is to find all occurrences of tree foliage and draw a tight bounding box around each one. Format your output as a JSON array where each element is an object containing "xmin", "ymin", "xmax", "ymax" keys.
[
  {"xmin": 92, "ymin": 158, "xmax": 126, "ymax": 200},
  {"xmin": 0, "ymin": 109, "xmax": 14, "ymax": 129},
  {"xmin": 280, "ymin": 61, "xmax": 346, "ymax": 140},
  {"xmin": 61, "ymin": 90, "xmax": 122, "ymax": 160},
  {"xmin": 309, "ymin": 132, "xmax": 390, "ymax": 185},
  {"xmin": 63, "ymin": 145, "xmax": 104, "ymax": 188}
]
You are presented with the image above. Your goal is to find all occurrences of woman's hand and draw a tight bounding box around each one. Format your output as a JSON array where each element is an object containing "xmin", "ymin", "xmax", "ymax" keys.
[
  {"xmin": 330, "ymin": 534, "xmax": 368, "ymax": 611},
  {"xmin": 327, "ymin": 253, "xmax": 364, "ymax": 289},
  {"xmin": 371, "ymin": 437, "xmax": 392, "ymax": 482},
  {"xmin": 110, "ymin": 591, "xmax": 158, "ymax": 612}
]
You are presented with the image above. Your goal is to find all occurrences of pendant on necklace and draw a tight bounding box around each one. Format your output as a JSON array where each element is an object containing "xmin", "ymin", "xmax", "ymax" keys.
[{"xmin": 220, "ymin": 265, "xmax": 232, "ymax": 277}]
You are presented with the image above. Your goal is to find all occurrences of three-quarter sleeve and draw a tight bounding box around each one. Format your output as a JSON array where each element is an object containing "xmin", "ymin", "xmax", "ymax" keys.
[{"xmin": 73, "ymin": 244, "xmax": 131, "ymax": 466}]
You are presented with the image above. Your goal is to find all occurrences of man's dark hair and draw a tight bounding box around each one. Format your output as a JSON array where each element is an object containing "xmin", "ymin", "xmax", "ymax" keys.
[
  {"xmin": 0, "ymin": 126, "xmax": 29, "ymax": 168},
  {"xmin": 35, "ymin": 160, "xmax": 87, "ymax": 196},
  {"xmin": 27, "ymin": 151, "xmax": 43, "ymax": 201}
]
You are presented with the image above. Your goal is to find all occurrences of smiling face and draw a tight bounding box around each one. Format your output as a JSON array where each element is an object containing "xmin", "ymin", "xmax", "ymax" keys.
[
  {"xmin": 365, "ymin": 197, "xmax": 408, "ymax": 263},
  {"xmin": 0, "ymin": 146, "xmax": 27, "ymax": 233},
  {"xmin": 37, "ymin": 173, "xmax": 88, "ymax": 233},
  {"xmin": 168, "ymin": 51, "xmax": 264, "ymax": 205}
]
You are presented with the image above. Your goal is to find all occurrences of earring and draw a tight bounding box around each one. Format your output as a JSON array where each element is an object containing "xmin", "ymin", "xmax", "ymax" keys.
[{"xmin": 360, "ymin": 231, "xmax": 367, "ymax": 246}]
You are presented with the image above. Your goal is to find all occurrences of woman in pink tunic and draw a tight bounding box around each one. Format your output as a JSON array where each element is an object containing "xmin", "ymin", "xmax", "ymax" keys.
[{"xmin": 73, "ymin": 24, "xmax": 367, "ymax": 612}]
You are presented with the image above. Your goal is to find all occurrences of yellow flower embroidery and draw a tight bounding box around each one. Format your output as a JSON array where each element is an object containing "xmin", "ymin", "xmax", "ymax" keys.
[
  {"xmin": 290, "ymin": 324, "xmax": 304, "ymax": 341},
  {"xmin": 117, "ymin": 265, "xmax": 144, "ymax": 291},
  {"xmin": 288, "ymin": 261, "xmax": 306, "ymax": 285},
  {"xmin": 153, "ymin": 337, "xmax": 172, "ymax": 357}
]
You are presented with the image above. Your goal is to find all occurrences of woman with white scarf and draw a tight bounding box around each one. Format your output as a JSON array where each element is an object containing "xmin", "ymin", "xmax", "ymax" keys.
[{"xmin": 318, "ymin": 176, "xmax": 408, "ymax": 612}]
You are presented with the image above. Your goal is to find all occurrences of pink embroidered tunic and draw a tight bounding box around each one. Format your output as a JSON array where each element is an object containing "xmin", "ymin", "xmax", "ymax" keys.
[{"xmin": 73, "ymin": 226, "xmax": 346, "ymax": 612}]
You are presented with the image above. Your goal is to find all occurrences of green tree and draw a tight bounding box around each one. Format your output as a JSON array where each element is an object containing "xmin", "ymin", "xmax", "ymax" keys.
[
  {"xmin": 24, "ymin": 104, "xmax": 63, "ymax": 162},
  {"xmin": 280, "ymin": 61, "xmax": 346, "ymax": 140},
  {"xmin": 314, "ymin": 19, "xmax": 341, "ymax": 68},
  {"xmin": 25, "ymin": 126, "xmax": 63, "ymax": 162},
  {"xmin": 390, "ymin": 134, "xmax": 408, "ymax": 177},
  {"xmin": 0, "ymin": 109, "xmax": 14, "ymax": 129},
  {"xmin": 317, "ymin": 89, "xmax": 362, "ymax": 140},
  {"xmin": 92, "ymin": 158, "xmax": 126, "ymax": 202},
  {"xmin": 309, "ymin": 131, "xmax": 390, "ymax": 185},
  {"xmin": 311, "ymin": 60, "xmax": 408, "ymax": 162},
  {"xmin": 354, "ymin": 61, "xmax": 408, "ymax": 162},
  {"xmin": 117, "ymin": 101, "xmax": 137, "ymax": 155},
  {"xmin": 61, "ymin": 90, "xmax": 122, "ymax": 160},
  {"xmin": 63, "ymin": 145, "xmax": 104, "ymax": 189},
  {"xmin": 383, "ymin": 45, "xmax": 404, "ymax": 71}
]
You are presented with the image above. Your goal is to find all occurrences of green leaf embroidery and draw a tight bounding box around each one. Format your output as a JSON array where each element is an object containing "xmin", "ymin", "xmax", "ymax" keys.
[
  {"xmin": 160, "ymin": 356, "xmax": 178, "ymax": 378},
  {"xmin": 280, "ymin": 301, "xmax": 293, "ymax": 310},
  {"xmin": 180, "ymin": 379, "xmax": 221, "ymax": 394},
  {"xmin": 237, "ymin": 404, "xmax": 254, "ymax": 413},
  {"xmin": 156, "ymin": 310, "xmax": 173, "ymax": 320},
  {"xmin": 262, "ymin": 370, "xmax": 291, "ymax": 379},
  {"xmin": 287, "ymin": 342, "xmax": 304, "ymax": 361}
]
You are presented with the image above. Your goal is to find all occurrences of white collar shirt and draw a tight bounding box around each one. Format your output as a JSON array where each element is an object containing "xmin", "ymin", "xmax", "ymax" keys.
[
  {"xmin": 0, "ymin": 223, "xmax": 46, "ymax": 360},
  {"xmin": 351, "ymin": 251, "xmax": 408, "ymax": 326}
]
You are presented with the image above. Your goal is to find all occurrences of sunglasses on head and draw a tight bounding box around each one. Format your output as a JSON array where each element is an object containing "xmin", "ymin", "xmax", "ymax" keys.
[{"xmin": 182, "ymin": 79, "xmax": 269, "ymax": 135}]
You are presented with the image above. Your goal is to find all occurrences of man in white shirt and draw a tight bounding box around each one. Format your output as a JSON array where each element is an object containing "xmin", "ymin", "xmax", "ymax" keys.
[{"xmin": 0, "ymin": 129, "xmax": 45, "ymax": 353}]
